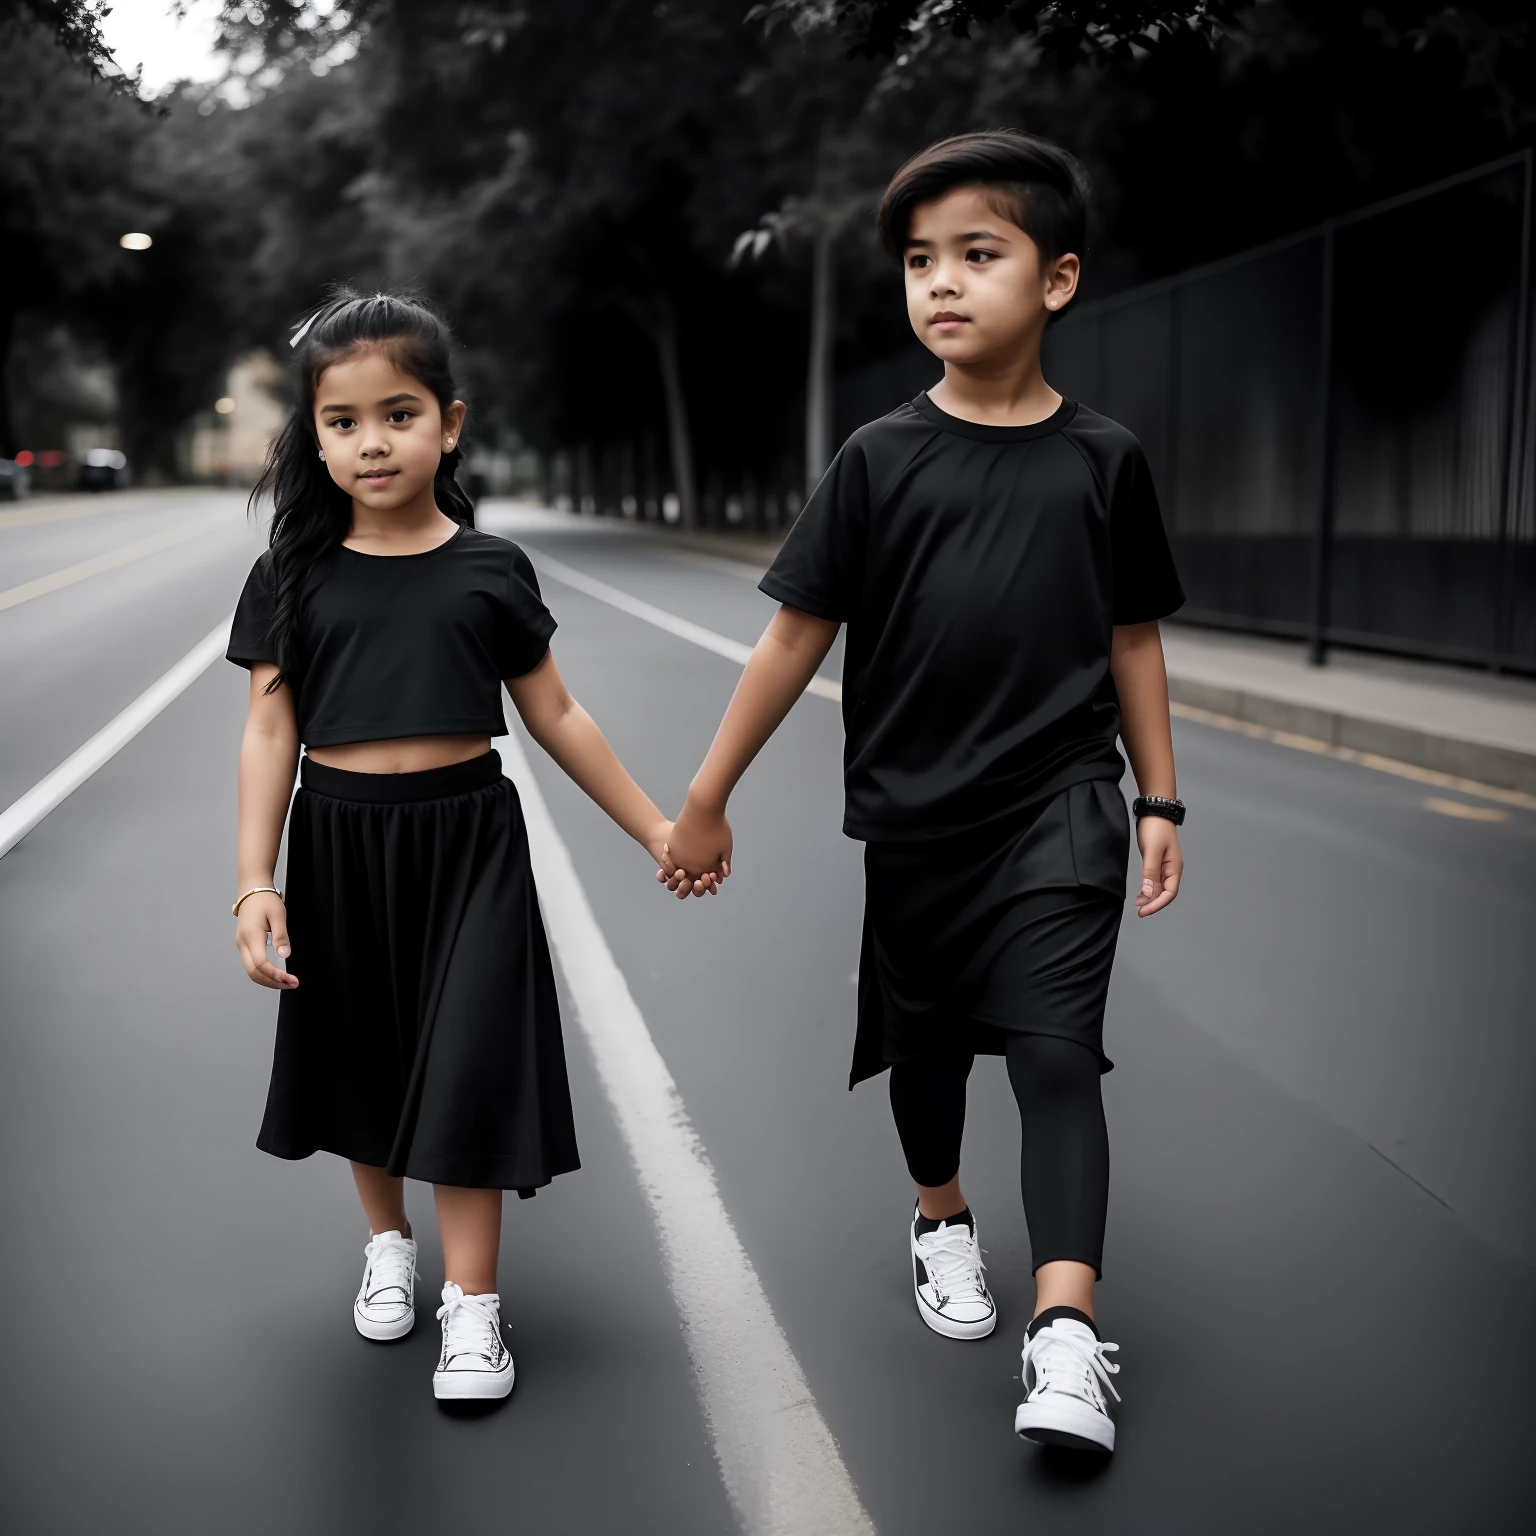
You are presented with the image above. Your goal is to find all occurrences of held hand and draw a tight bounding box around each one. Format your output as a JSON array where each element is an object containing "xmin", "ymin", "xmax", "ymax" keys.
[
  {"xmin": 1134, "ymin": 818, "xmax": 1183, "ymax": 918},
  {"xmin": 656, "ymin": 851, "xmax": 723, "ymax": 898},
  {"xmin": 647, "ymin": 818, "xmax": 723, "ymax": 899},
  {"xmin": 659, "ymin": 800, "xmax": 733, "ymax": 900},
  {"xmin": 235, "ymin": 891, "xmax": 298, "ymax": 989},
  {"xmin": 648, "ymin": 820, "xmax": 719, "ymax": 899}
]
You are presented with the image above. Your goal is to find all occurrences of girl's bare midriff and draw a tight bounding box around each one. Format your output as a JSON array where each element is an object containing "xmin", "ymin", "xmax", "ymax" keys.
[{"xmin": 306, "ymin": 733, "xmax": 491, "ymax": 775}]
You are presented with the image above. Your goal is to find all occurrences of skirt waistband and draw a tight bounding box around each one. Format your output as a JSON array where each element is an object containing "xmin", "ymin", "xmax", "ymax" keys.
[{"xmin": 299, "ymin": 750, "xmax": 504, "ymax": 804}]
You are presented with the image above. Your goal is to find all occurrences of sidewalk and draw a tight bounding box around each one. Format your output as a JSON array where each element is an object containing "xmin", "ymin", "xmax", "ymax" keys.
[
  {"xmin": 1159, "ymin": 627, "xmax": 1536, "ymax": 796},
  {"xmin": 647, "ymin": 523, "xmax": 1536, "ymax": 798}
]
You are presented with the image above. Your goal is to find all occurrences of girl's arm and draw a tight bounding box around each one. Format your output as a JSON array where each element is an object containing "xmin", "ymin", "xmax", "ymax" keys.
[
  {"xmin": 508, "ymin": 649, "xmax": 677, "ymax": 872},
  {"xmin": 1109, "ymin": 620, "xmax": 1182, "ymax": 917},
  {"xmin": 235, "ymin": 664, "xmax": 301, "ymax": 987},
  {"xmin": 665, "ymin": 605, "xmax": 840, "ymax": 887}
]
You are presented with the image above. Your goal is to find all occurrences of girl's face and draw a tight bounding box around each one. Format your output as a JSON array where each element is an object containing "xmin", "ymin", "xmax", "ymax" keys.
[
  {"xmin": 902, "ymin": 185, "xmax": 1079, "ymax": 368},
  {"xmin": 312, "ymin": 348, "xmax": 466, "ymax": 511}
]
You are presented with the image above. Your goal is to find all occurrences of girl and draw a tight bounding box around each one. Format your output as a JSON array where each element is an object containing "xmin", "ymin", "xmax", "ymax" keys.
[{"xmin": 228, "ymin": 289, "xmax": 710, "ymax": 1402}]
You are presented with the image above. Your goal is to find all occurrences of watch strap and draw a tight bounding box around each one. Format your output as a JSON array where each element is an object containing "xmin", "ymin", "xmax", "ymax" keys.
[{"xmin": 1132, "ymin": 795, "xmax": 1186, "ymax": 826}]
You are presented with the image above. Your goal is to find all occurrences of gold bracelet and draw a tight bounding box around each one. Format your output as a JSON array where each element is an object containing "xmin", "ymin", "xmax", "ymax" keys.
[{"xmin": 233, "ymin": 886, "xmax": 283, "ymax": 917}]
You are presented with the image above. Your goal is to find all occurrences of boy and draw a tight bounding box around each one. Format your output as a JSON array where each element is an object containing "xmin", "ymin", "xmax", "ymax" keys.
[{"xmin": 665, "ymin": 129, "xmax": 1185, "ymax": 1455}]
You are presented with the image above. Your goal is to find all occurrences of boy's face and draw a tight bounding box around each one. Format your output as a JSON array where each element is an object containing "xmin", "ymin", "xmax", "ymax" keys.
[{"xmin": 902, "ymin": 185, "xmax": 1079, "ymax": 367}]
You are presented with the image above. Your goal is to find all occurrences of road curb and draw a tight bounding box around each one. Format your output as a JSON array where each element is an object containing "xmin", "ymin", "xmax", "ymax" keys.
[{"xmin": 1164, "ymin": 674, "xmax": 1536, "ymax": 797}]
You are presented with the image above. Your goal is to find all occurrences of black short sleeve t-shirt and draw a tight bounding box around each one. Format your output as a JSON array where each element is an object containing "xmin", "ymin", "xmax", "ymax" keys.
[
  {"xmin": 227, "ymin": 524, "xmax": 555, "ymax": 747},
  {"xmin": 759, "ymin": 393, "xmax": 1183, "ymax": 840}
]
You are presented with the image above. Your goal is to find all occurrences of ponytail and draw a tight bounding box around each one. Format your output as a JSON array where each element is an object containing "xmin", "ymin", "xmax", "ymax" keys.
[{"xmin": 435, "ymin": 444, "xmax": 477, "ymax": 531}]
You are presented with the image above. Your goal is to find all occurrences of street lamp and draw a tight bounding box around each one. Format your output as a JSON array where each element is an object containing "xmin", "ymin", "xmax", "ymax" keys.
[{"xmin": 119, "ymin": 233, "xmax": 152, "ymax": 250}]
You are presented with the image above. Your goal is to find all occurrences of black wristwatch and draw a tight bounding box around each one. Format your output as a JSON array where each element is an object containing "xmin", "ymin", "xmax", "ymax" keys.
[{"xmin": 1133, "ymin": 795, "xmax": 1186, "ymax": 826}]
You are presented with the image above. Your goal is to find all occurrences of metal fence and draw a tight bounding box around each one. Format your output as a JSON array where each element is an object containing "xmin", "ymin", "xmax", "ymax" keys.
[
  {"xmin": 834, "ymin": 152, "xmax": 1535, "ymax": 672},
  {"xmin": 1040, "ymin": 151, "xmax": 1535, "ymax": 674}
]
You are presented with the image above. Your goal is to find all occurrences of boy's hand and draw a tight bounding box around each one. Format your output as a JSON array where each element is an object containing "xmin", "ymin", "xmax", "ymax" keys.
[
  {"xmin": 660, "ymin": 800, "xmax": 733, "ymax": 900},
  {"xmin": 1134, "ymin": 818, "xmax": 1183, "ymax": 918},
  {"xmin": 235, "ymin": 892, "xmax": 298, "ymax": 989},
  {"xmin": 647, "ymin": 820, "xmax": 720, "ymax": 899}
]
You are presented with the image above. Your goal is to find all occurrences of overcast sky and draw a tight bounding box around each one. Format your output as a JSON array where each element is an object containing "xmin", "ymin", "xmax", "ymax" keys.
[{"xmin": 101, "ymin": 0, "xmax": 225, "ymax": 94}]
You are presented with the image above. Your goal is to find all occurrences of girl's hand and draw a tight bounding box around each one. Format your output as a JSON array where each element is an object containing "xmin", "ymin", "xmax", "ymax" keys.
[
  {"xmin": 643, "ymin": 820, "xmax": 674, "ymax": 873},
  {"xmin": 661, "ymin": 801, "xmax": 732, "ymax": 900},
  {"xmin": 1134, "ymin": 818, "xmax": 1183, "ymax": 917},
  {"xmin": 235, "ymin": 892, "xmax": 298, "ymax": 989}
]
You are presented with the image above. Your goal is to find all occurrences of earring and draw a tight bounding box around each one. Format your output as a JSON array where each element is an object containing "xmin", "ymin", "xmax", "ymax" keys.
[
  {"xmin": 317, "ymin": 449, "xmax": 326, "ymax": 462},
  {"xmin": 1048, "ymin": 298, "xmax": 1058, "ymax": 308},
  {"xmin": 445, "ymin": 438, "xmax": 454, "ymax": 448}
]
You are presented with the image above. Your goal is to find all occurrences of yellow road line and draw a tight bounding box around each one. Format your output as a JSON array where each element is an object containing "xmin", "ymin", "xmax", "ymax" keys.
[
  {"xmin": 1421, "ymin": 796, "xmax": 1511, "ymax": 823},
  {"xmin": 649, "ymin": 545, "xmax": 767, "ymax": 582},
  {"xmin": 0, "ymin": 520, "xmax": 220, "ymax": 613},
  {"xmin": 0, "ymin": 501, "xmax": 140, "ymax": 533},
  {"xmin": 1169, "ymin": 700, "xmax": 1536, "ymax": 813}
]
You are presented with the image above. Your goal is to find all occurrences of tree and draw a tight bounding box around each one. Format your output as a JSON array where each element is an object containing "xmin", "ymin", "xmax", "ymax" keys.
[
  {"xmin": 751, "ymin": 1, "xmax": 1236, "ymax": 59},
  {"xmin": 0, "ymin": 0, "xmax": 124, "ymax": 85},
  {"xmin": 12, "ymin": 0, "xmax": 1530, "ymax": 496},
  {"xmin": 216, "ymin": 0, "xmax": 777, "ymax": 522},
  {"xmin": 730, "ymin": 132, "xmax": 890, "ymax": 492},
  {"xmin": 0, "ymin": 14, "xmax": 146, "ymax": 454}
]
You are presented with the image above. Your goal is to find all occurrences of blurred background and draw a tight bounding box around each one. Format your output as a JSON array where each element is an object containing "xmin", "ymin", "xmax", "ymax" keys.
[{"xmin": 3, "ymin": 0, "xmax": 1534, "ymax": 670}]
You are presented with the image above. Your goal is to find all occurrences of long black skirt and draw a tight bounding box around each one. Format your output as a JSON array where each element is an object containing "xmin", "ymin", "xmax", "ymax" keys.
[
  {"xmin": 258, "ymin": 750, "xmax": 580, "ymax": 1194},
  {"xmin": 852, "ymin": 778, "xmax": 1130, "ymax": 1087}
]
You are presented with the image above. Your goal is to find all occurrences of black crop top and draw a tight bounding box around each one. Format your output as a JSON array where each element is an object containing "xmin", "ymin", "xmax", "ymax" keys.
[{"xmin": 226, "ymin": 524, "xmax": 556, "ymax": 748}]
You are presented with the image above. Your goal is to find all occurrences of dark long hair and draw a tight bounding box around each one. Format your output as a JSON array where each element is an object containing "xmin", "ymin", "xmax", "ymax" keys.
[{"xmin": 251, "ymin": 287, "xmax": 475, "ymax": 693}]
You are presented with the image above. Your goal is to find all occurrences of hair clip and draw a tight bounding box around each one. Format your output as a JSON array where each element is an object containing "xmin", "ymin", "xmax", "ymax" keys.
[{"xmin": 289, "ymin": 309, "xmax": 322, "ymax": 349}]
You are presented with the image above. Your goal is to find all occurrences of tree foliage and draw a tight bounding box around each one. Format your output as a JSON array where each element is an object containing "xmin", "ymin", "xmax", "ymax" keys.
[
  {"xmin": 0, "ymin": 0, "xmax": 124, "ymax": 84},
  {"xmin": 2, "ymin": 0, "xmax": 1531, "ymax": 495},
  {"xmin": 751, "ymin": 0, "xmax": 1235, "ymax": 59}
]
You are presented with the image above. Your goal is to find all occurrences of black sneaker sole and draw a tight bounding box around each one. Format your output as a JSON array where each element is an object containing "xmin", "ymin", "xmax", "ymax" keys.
[{"xmin": 1017, "ymin": 1423, "xmax": 1112, "ymax": 1453}]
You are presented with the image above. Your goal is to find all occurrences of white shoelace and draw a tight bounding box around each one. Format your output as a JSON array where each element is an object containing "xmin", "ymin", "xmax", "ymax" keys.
[
  {"xmin": 363, "ymin": 1234, "xmax": 414, "ymax": 1304},
  {"xmin": 1023, "ymin": 1325, "xmax": 1121, "ymax": 1411},
  {"xmin": 917, "ymin": 1225, "xmax": 988, "ymax": 1305},
  {"xmin": 437, "ymin": 1287, "xmax": 502, "ymax": 1366}
]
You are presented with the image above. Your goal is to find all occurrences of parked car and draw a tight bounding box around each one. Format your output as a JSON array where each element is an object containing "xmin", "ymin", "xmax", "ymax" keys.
[
  {"xmin": 79, "ymin": 448, "xmax": 127, "ymax": 491},
  {"xmin": 0, "ymin": 458, "xmax": 31, "ymax": 500}
]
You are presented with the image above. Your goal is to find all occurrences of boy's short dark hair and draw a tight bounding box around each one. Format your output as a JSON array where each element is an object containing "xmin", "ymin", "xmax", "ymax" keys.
[{"xmin": 876, "ymin": 129, "xmax": 1091, "ymax": 266}]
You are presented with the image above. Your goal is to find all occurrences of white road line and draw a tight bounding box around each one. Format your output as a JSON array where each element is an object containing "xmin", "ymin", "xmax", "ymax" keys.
[
  {"xmin": 531, "ymin": 551, "xmax": 843, "ymax": 703},
  {"xmin": 0, "ymin": 518, "xmax": 221, "ymax": 612},
  {"xmin": 0, "ymin": 619, "xmax": 230, "ymax": 859},
  {"xmin": 500, "ymin": 731, "xmax": 875, "ymax": 1536}
]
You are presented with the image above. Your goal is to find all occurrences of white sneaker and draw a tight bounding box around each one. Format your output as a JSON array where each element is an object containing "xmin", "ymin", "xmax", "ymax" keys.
[
  {"xmin": 433, "ymin": 1284, "xmax": 515, "ymax": 1401},
  {"xmin": 353, "ymin": 1230, "xmax": 417, "ymax": 1341},
  {"xmin": 1015, "ymin": 1316, "xmax": 1120, "ymax": 1452},
  {"xmin": 910, "ymin": 1208, "xmax": 996, "ymax": 1340}
]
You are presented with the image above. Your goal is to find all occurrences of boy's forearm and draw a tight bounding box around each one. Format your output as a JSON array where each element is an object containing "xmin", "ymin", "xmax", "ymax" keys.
[
  {"xmin": 1110, "ymin": 622, "xmax": 1177, "ymax": 799},
  {"xmin": 532, "ymin": 703, "xmax": 667, "ymax": 849},
  {"xmin": 237, "ymin": 727, "xmax": 299, "ymax": 887},
  {"xmin": 689, "ymin": 607, "xmax": 839, "ymax": 811}
]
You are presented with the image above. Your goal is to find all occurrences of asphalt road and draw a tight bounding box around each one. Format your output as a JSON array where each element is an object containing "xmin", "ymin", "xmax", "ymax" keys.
[{"xmin": 0, "ymin": 491, "xmax": 1531, "ymax": 1535}]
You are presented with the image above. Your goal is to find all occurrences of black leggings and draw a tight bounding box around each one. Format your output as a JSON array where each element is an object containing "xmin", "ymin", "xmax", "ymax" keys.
[{"xmin": 888, "ymin": 1031, "xmax": 1109, "ymax": 1275}]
